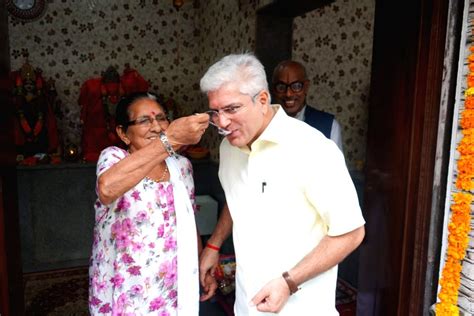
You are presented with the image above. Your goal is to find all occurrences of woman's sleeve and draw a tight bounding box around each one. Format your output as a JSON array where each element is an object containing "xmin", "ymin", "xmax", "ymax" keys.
[
  {"xmin": 96, "ymin": 146, "xmax": 126, "ymax": 177},
  {"xmin": 95, "ymin": 146, "xmax": 126, "ymax": 194}
]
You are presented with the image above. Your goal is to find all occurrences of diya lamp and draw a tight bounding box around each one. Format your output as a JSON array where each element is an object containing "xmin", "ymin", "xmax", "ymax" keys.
[{"xmin": 63, "ymin": 143, "xmax": 80, "ymax": 162}]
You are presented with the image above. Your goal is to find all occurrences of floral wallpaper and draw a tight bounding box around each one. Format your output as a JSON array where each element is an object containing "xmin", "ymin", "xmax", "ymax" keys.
[
  {"xmin": 194, "ymin": 0, "xmax": 258, "ymax": 160},
  {"xmin": 9, "ymin": 0, "xmax": 203, "ymax": 150},
  {"xmin": 293, "ymin": 0, "xmax": 375, "ymax": 169},
  {"xmin": 8, "ymin": 0, "xmax": 375, "ymax": 170}
]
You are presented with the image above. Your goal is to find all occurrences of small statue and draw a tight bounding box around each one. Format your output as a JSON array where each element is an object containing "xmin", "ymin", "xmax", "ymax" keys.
[
  {"xmin": 11, "ymin": 61, "xmax": 59, "ymax": 162},
  {"xmin": 79, "ymin": 65, "xmax": 149, "ymax": 162}
]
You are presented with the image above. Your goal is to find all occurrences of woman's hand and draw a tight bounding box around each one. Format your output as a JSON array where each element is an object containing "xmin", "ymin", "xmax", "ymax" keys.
[{"xmin": 166, "ymin": 113, "xmax": 209, "ymax": 147}]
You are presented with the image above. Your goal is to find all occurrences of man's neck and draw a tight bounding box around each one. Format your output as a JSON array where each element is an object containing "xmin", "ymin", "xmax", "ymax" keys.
[{"xmin": 247, "ymin": 104, "xmax": 277, "ymax": 148}]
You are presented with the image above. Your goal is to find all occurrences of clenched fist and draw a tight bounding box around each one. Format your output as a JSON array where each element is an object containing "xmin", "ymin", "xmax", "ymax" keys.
[{"xmin": 166, "ymin": 113, "xmax": 210, "ymax": 147}]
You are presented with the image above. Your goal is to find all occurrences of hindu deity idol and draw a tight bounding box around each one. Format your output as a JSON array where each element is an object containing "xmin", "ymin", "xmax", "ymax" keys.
[
  {"xmin": 11, "ymin": 61, "xmax": 59, "ymax": 161},
  {"xmin": 79, "ymin": 65, "xmax": 149, "ymax": 162}
]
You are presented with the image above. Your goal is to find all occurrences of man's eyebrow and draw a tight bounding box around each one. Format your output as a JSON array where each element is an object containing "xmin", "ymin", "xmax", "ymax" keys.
[
  {"xmin": 221, "ymin": 102, "xmax": 243, "ymax": 109},
  {"xmin": 210, "ymin": 102, "xmax": 244, "ymax": 111}
]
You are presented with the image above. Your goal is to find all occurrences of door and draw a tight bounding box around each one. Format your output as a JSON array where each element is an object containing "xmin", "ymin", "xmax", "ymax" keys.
[{"xmin": 360, "ymin": 0, "xmax": 454, "ymax": 314}]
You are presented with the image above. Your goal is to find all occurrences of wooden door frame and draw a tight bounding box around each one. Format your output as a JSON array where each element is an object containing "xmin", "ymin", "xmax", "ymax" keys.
[{"xmin": 365, "ymin": 0, "xmax": 456, "ymax": 314}]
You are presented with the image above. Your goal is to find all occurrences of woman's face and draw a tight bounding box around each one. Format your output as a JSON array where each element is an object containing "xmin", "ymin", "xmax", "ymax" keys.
[{"xmin": 121, "ymin": 98, "xmax": 169, "ymax": 153}]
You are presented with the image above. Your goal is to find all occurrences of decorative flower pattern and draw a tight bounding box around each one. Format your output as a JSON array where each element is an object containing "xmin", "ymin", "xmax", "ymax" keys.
[
  {"xmin": 293, "ymin": 0, "xmax": 374, "ymax": 168},
  {"xmin": 89, "ymin": 146, "xmax": 196, "ymax": 315}
]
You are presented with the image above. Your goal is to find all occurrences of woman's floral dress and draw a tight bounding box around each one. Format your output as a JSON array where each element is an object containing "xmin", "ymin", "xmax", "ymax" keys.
[{"xmin": 89, "ymin": 146, "xmax": 196, "ymax": 315}]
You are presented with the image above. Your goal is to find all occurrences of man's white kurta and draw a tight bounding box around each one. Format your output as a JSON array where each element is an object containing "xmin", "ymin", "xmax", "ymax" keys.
[{"xmin": 218, "ymin": 105, "xmax": 365, "ymax": 316}]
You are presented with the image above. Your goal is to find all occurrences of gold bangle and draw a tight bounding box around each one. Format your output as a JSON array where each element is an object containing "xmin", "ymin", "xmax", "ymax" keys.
[{"xmin": 282, "ymin": 271, "xmax": 299, "ymax": 295}]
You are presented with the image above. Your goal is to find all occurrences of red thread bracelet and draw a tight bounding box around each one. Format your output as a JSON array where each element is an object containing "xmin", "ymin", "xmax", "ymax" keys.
[{"xmin": 206, "ymin": 243, "xmax": 220, "ymax": 251}]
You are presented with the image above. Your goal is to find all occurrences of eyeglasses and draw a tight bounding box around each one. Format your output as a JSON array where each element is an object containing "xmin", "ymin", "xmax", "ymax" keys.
[
  {"xmin": 205, "ymin": 91, "xmax": 261, "ymax": 125},
  {"xmin": 127, "ymin": 113, "xmax": 168, "ymax": 127},
  {"xmin": 273, "ymin": 81, "xmax": 305, "ymax": 93},
  {"xmin": 206, "ymin": 104, "xmax": 245, "ymax": 125}
]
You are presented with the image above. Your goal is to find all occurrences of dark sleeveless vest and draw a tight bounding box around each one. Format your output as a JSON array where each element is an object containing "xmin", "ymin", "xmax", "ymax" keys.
[{"xmin": 303, "ymin": 106, "xmax": 334, "ymax": 139}]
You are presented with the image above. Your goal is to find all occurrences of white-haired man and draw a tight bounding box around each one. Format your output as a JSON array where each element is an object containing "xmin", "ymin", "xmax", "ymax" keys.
[{"xmin": 199, "ymin": 53, "xmax": 365, "ymax": 315}]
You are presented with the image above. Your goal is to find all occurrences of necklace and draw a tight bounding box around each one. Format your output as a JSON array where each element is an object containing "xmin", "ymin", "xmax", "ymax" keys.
[{"xmin": 147, "ymin": 164, "xmax": 169, "ymax": 183}]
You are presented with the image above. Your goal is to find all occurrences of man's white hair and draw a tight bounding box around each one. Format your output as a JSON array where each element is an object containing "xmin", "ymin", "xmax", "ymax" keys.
[{"xmin": 200, "ymin": 53, "xmax": 270, "ymax": 100}]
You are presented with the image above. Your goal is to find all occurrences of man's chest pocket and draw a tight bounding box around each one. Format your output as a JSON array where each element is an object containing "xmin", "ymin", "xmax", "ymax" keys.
[{"xmin": 258, "ymin": 175, "xmax": 301, "ymax": 215}]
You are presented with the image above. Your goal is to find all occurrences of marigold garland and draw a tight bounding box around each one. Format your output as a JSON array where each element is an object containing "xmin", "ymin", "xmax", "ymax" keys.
[
  {"xmin": 436, "ymin": 40, "xmax": 474, "ymax": 315},
  {"xmin": 460, "ymin": 109, "xmax": 474, "ymax": 129}
]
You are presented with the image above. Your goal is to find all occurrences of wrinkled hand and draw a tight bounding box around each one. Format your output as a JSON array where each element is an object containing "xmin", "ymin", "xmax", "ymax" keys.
[
  {"xmin": 199, "ymin": 246, "xmax": 220, "ymax": 298},
  {"xmin": 166, "ymin": 113, "xmax": 209, "ymax": 147},
  {"xmin": 250, "ymin": 277, "xmax": 291, "ymax": 313},
  {"xmin": 200, "ymin": 272, "xmax": 218, "ymax": 301}
]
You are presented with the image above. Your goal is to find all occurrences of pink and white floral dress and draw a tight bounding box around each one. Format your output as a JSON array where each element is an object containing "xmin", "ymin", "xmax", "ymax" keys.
[{"xmin": 88, "ymin": 146, "xmax": 196, "ymax": 315}]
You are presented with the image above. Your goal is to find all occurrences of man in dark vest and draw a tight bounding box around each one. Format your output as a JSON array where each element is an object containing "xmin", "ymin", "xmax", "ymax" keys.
[{"xmin": 272, "ymin": 60, "xmax": 343, "ymax": 151}]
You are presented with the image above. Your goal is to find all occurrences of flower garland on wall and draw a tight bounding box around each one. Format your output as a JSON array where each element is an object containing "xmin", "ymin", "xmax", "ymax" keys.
[{"xmin": 436, "ymin": 44, "xmax": 474, "ymax": 314}]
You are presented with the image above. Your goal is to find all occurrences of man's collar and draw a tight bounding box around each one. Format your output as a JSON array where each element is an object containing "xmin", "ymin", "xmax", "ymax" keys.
[
  {"xmin": 251, "ymin": 104, "xmax": 287, "ymax": 145},
  {"xmin": 234, "ymin": 104, "xmax": 287, "ymax": 153},
  {"xmin": 294, "ymin": 104, "xmax": 307, "ymax": 121}
]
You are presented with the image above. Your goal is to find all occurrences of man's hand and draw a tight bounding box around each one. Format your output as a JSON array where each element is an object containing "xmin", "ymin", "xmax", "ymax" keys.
[
  {"xmin": 198, "ymin": 204, "xmax": 233, "ymax": 301},
  {"xmin": 250, "ymin": 276, "xmax": 291, "ymax": 313},
  {"xmin": 199, "ymin": 246, "xmax": 220, "ymax": 291},
  {"xmin": 200, "ymin": 272, "xmax": 218, "ymax": 301},
  {"xmin": 166, "ymin": 113, "xmax": 210, "ymax": 147}
]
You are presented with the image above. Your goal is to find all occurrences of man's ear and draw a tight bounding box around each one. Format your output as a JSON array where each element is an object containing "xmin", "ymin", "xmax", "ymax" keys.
[
  {"xmin": 256, "ymin": 90, "xmax": 270, "ymax": 106},
  {"xmin": 255, "ymin": 90, "xmax": 271, "ymax": 114},
  {"xmin": 116, "ymin": 126, "xmax": 130, "ymax": 145}
]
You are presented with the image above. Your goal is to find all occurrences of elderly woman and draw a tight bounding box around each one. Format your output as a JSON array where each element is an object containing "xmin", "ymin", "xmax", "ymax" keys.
[{"xmin": 88, "ymin": 92, "xmax": 216, "ymax": 315}]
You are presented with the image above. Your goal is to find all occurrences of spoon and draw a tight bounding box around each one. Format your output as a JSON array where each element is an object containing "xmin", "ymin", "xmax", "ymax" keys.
[
  {"xmin": 209, "ymin": 121, "xmax": 231, "ymax": 136},
  {"xmin": 196, "ymin": 112, "xmax": 231, "ymax": 136}
]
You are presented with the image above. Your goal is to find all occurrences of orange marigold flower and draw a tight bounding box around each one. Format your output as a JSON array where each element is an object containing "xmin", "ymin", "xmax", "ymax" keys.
[
  {"xmin": 460, "ymin": 109, "xmax": 474, "ymax": 129},
  {"xmin": 453, "ymin": 192, "xmax": 473, "ymax": 204},
  {"xmin": 457, "ymin": 133, "xmax": 474, "ymax": 155},
  {"xmin": 456, "ymin": 175, "xmax": 474, "ymax": 190},
  {"xmin": 466, "ymin": 95, "xmax": 474, "ymax": 109},
  {"xmin": 457, "ymin": 156, "xmax": 474, "ymax": 175},
  {"xmin": 462, "ymin": 128, "xmax": 474, "ymax": 137},
  {"xmin": 468, "ymin": 73, "xmax": 474, "ymax": 87}
]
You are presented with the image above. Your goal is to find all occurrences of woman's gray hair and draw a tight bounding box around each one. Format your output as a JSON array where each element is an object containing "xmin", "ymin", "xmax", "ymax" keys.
[{"xmin": 200, "ymin": 53, "xmax": 270, "ymax": 101}]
